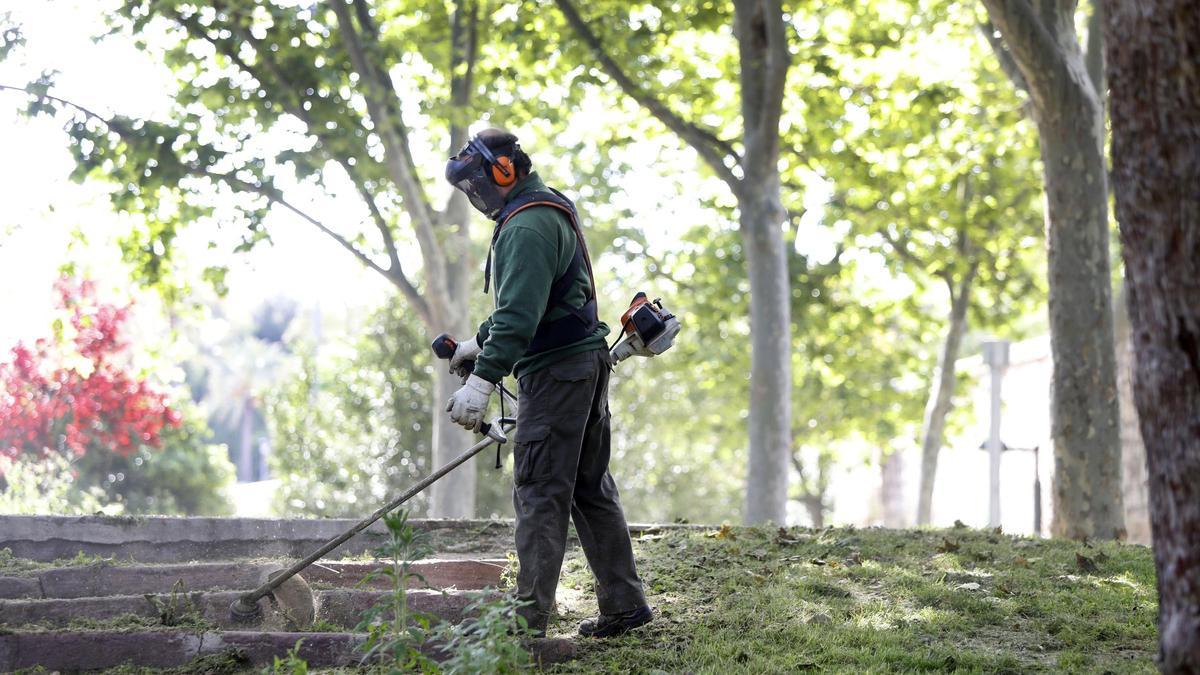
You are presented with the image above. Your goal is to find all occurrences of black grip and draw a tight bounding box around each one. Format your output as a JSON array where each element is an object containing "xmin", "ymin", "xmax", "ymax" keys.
[{"xmin": 431, "ymin": 333, "xmax": 457, "ymax": 360}]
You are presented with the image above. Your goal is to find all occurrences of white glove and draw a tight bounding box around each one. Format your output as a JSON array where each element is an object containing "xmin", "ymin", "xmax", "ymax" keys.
[
  {"xmin": 445, "ymin": 374, "xmax": 494, "ymax": 432},
  {"xmin": 449, "ymin": 335, "xmax": 483, "ymax": 374}
]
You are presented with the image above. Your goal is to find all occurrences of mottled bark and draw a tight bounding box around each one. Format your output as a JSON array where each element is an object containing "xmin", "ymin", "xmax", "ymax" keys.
[
  {"xmin": 981, "ymin": 0, "xmax": 1124, "ymax": 539},
  {"xmin": 741, "ymin": 193, "xmax": 792, "ymax": 524},
  {"xmin": 1114, "ymin": 283, "xmax": 1151, "ymax": 545},
  {"xmin": 916, "ymin": 271, "xmax": 975, "ymax": 525},
  {"xmin": 1106, "ymin": 0, "xmax": 1200, "ymax": 669},
  {"xmin": 735, "ymin": 0, "xmax": 792, "ymax": 525}
]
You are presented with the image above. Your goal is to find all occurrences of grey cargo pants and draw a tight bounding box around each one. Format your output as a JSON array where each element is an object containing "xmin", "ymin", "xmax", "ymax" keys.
[{"xmin": 512, "ymin": 348, "xmax": 646, "ymax": 631}]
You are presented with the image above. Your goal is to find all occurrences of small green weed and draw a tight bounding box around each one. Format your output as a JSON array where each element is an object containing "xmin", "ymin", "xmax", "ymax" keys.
[
  {"xmin": 269, "ymin": 639, "xmax": 309, "ymax": 674},
  {"xmin": 355, "ymin": 509, "xmax": 438, "ymax": 672},
  {"xmin": 430, "ymin": 590, "xmax": 535, "ymax": 674}
]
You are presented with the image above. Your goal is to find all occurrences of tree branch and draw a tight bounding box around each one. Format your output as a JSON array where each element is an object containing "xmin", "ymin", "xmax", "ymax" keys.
[
  {"xmin": 1, "ymin": 83, "xmax": 433, "ymax": 324},
  {"xmin": 979, "ymin": 19, "xmax": 1029, "ymax": 94},
  {"xmin": 879, "ymin": 229, "xmax": 928, "ymax": 270},
  {"xmin": 980, "ymin": 0, "xmax": 1074, "ymax": 108},
  {"xmin": 1084, "ymin": 0, "xmax": 1105, "ymax": 98},
  {"xmin": 755, "ymin": 0, "xmax": 791, "ymax": 160},
  {"xmin": 553, "ymin": 0, "xmax": 741, "ymax": 193},
  {"xmin": 330, "ymin": 0, "xmax": 449, "ymax": 311}
]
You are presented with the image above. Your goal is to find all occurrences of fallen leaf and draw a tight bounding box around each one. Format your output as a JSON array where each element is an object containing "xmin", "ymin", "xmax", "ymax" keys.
[
  {"xmin": 955, "ymin": 582, "xmax": 982, "ymax": 591},
  {"xmin": 810, "ymin": 558, "xmax": 828, "ymax": 566},
  {"xmin": 709, "ymin": 524, "xmax": 737, "ymax": 541},
  {"xmin": 937, "ymin": 537, "xmax": 961, "ymax": 553}
]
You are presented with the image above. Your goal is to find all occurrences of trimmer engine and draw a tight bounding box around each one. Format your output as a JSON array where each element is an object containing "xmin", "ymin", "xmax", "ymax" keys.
[{"xmin": 609, "ymin": 292, "xmax": 681, "ymax": 364}]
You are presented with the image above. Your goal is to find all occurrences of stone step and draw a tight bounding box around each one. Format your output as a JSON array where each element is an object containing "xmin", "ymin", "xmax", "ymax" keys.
[
  {"xmin": 0, "ymin": 630, "xmax": 576, "ymax": 670},
  {"xmin": 0, "ymin": 515, "xmax": 516, "ymax": 563},
  {"xmin": 0, "ymin": 558, "xmax": 507, "ymax": 599},
  {"xmin": 0, "ymin": 514, "xmax": 685, "ymax": 563},
  {"xmin": 0, "ymin": 587, "xmax": 480, "ymax": 631}
]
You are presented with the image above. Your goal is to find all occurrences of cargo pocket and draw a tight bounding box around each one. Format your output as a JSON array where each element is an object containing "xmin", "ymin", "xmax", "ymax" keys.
[
  {"xmin": 546, "ymin": 357, "xmax": 595, "ymax": 413},
  {"xmin": 513, "ymin": 423, "xmax": 552, "ymax": 485},
  {"xmin": 548, "ymin": 358, "xmax": 593, "ymax": 383}
]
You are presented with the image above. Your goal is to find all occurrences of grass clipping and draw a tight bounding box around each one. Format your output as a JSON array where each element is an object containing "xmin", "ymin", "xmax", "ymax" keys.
[{"xmin": 550, "ymin": 525, "xmax": 1157, "ymax": 673}]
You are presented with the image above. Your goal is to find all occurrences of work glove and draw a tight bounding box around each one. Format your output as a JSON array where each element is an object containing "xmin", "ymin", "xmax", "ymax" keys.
[
  {"xmin": 446, "ymin": 373, "xmax": 494, "ymax": 432},
  {"xmin": 449, "ymin": 335, "xmax": 483, "ymax": 376}
]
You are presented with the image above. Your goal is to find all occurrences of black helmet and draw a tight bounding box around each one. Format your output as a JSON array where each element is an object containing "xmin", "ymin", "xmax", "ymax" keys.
[{"xmin": 445, "ymin": 133, "xmax": 521, "ymax": 219}]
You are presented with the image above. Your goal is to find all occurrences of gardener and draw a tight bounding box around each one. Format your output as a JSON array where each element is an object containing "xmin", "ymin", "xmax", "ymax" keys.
[{"xmin": 442, "ymin": 128, "xmax": 652, "ymax": 639}]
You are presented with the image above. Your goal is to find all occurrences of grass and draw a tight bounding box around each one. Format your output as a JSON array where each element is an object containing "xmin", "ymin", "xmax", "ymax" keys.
[
  {"xmin": 0, "ymin": 525, "xmax": 1160, "ymax": 673},
  {"xmin": 547, "ymin": 524, "xmax": 1158, "ymax": 674}
]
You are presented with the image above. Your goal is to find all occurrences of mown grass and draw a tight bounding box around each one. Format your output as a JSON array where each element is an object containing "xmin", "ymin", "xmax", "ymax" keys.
[{"xmin": 548, "ymin": 524, "xmax": 1158, "ymax": 674}]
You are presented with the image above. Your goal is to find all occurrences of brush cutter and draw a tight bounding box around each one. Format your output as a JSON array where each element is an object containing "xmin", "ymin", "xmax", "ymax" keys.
[{"xmin": 228, "ymin": 292, "xmax": 679, "ymax": 626}]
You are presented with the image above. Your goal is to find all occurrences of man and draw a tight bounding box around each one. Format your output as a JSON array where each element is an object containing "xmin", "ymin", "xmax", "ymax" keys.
[{"xmin": 442, "ymin": 128, "xmax": 652, "ymax": 638}]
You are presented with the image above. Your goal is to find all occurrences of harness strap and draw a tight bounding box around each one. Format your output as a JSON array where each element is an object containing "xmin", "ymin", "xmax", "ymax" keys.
[{"xmin": 485, "ymin": 189, "xmax": 600, "ymax": 355}]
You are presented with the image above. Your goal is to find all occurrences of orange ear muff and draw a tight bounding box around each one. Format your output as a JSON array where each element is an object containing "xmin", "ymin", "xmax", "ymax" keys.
[{"xmin": 491, "ymin": 155, "xmax": 516, "ymax": 186}]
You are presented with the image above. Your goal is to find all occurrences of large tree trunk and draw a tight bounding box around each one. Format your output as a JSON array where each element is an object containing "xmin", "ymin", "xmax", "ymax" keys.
[
  {"xmin": 739, "ymin": 188, "xmax": 792, "ymax": 524},
  {"xmin": 1106, "ymin": 1, "xmax": 1200, "ymax": 669},
  {"xmin": 735, "ymin": 0, "xmax": 792, "ymax": 525},
  {"xmin": 1114, "ymin": 282, "xmax": 1151, "ymax": 544},
  {"xmin": 427, "ymin": 171, "xmax": 477, "ymax": 517},
  {"xmin": 916, "ymin": 272, "xmax": 974, "ymax": 525},
  {"xmin": 1038, "ymin": 110, "xmax": 1123, "ymax": 539},
  {"xmin": 981, "ymin": 0, "xmax": 1124, "ymax": 540}
]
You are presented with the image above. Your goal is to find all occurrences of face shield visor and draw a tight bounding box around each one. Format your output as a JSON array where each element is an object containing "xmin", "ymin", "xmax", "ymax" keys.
[{"xmin": 445, "ymin": 148, "xmax": 507, "ymax": 220}]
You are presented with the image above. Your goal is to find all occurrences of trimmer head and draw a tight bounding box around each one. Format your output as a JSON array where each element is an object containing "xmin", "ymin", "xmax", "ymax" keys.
[{"xmin": 228, "ymin": 569, "xmax": 315, "ymax": 630}]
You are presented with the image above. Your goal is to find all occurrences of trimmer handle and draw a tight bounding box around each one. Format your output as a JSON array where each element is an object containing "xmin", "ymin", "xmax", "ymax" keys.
[
  {"xmin": 431, "ymin": 333, "xmax": 458, "ymax": 360},
  {"xmin": 431, "ymin": 333, "xmax": 475, "ymax": 378}
]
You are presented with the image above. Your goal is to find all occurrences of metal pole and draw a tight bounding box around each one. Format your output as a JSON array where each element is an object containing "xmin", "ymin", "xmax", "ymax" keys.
[
  {"xmin": 982, "ymin": 340, "xmax": 1009, "ymax": 528},
  {"xmin": 1032, "ymin": 445, "xmax": 1042, "ymax": 535}
]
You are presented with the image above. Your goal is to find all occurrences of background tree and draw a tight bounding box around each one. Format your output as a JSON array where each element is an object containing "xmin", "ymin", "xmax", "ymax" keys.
[
  {"xmin": 1105, "ymin": 0, "xmax": 1199, "ymax": 668},
  {"xmin": 551, "ymin": 0, "xmax": 794, "ymax": 523},
  {"xmin": 819, "ymin": 19, "xmax": 1046, "ymax": 524},
  {"xmin": 979, "ymin": 0, "xmax": 1124, "ymax": 540}
]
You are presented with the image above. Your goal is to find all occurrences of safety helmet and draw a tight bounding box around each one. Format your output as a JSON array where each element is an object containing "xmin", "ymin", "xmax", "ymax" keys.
[{"xmin": 445, "ymin": 133, "xmax": 521, "ymax": 220}]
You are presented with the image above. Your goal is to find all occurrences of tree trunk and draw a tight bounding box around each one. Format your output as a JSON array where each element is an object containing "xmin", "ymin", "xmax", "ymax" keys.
[
  {"xmin": 238, "ymin": 397, "xmax": 254, "ymax": 483},
  {"xmin": 740, "ymin": 188, "xmax": 792, "ymax": 525},
  {"xmin": 1114, "ymin": 282, "xmax": 1151, "ymax": 544},
  {"xmin": 916, "ymin": 272, "xmax": 974, "ymax": 525},
  {"xmin": 880, "ymin": 450, "xmax": 907, "ymax": 528},
  {"xmin": 427, "ymin": 197, "xmax": 476, "ymax": 518},
  {"xmin": 1038, "ymin": 109, "xmax": 1124, "ymax": 540},
  {"xmin": 1106, "ymin": 1, "xmax": 1200, "ymax": 669},
  {"xmin": 982, "ymin": 0, "xmax": 1125, "ymax": 541}
]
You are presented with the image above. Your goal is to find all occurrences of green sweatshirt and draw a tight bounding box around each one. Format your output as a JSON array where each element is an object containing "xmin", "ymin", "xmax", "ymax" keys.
[{"xmin": 472, "ymin": 173, "xmax": 610, "ymax": 383}]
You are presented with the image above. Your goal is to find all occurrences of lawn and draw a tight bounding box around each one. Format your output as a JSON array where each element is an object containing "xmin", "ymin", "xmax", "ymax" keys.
[{"xmin": 548, "ymin": 524, "xmax": 1158, "ymax": 673}]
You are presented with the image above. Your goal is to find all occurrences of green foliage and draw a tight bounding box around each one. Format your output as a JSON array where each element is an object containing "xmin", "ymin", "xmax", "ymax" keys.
[
  {"xmin": 266, "ymin": 296, "xmax": 512, "ymax": 518},
  {"xmin": 71, "ymin": 403, "xmax": 236, "ymax": 516},
  {"xmin": 266, "ymin": 299, "xmax": 433, "ymax": 517},
  {"xmin": 550, "ymin": 525, "xmax": 1158, "ymax": 672},
  {"xmin": 0, "ymin": 453, "xmax": 107, "ymax": 515},
  {"xmin": 269, "ymin": 639, "xmax": 309, "ymax": 675},
  {"xmin": 354, "ymin": 510, "xmax": 534, "ymax": 674},
  {"xmin": 429, "ymin": 591, "xmax": 534, "ymax": 674},
  {"xmin": 356, "ymin": 510, "xmax": 438, "ymax": 672}
]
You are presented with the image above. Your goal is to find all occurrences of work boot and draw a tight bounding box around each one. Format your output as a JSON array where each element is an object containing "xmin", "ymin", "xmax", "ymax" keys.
[{"xmin": 578, "ymin": 605, "xmax": 653, "ymax": 638}]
